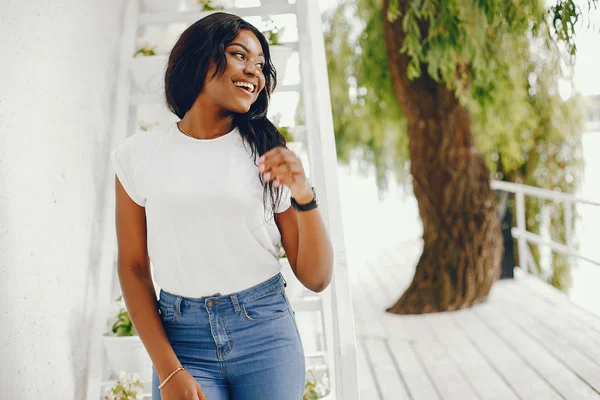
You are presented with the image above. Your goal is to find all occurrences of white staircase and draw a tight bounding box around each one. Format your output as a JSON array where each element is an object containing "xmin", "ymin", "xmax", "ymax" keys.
[{"xmin": 89, "ymin": 1, "xmax": 359, "ymax": 399}]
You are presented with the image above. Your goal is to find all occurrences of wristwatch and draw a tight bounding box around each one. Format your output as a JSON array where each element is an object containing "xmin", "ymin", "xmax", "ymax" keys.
[{"xmin": 291, "ymin": 187, "xmax": 318, "ymax": 212}]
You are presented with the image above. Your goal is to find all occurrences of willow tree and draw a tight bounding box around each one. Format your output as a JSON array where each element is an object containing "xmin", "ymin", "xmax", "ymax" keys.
[{"xmin": 325, "ymin": 0, "xmax": 594, "ymax": 313}]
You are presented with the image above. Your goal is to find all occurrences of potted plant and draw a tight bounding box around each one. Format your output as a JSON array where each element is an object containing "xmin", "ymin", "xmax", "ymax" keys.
[
  {"xmin": 196, "ymin": 0, "xmax": 228, "ymax": 10},
  {"xmin": 104, "ymin": 371, "xmax": 144, "ymax": 400},
  {"xmin": 133, "ymin": 42, "xmax": 156, "ymax": 58},
  {"xmin": 131, "ymin": 41, "xmax": 167, "ymax": 96},
  {"xmin": 262, "ymin": 20, "xmax": 293, "ymax": 83},
  {"xmin": 138, "ymin": 121, "xmax": 161, "ymax": 133},
  {"xmin": 272, "ymin": 113, "xmax": 295, "ymax": 142},
  {"xmin": 103, "ymin": 296, "xmax": 152, "ymax": 381},
  {"xmin": 261, "ymin": 0, "xmax": 287, "ymax": 7},
  {"xmin": 142, "ymin": 0, "xmax": 176, "ymax": 13},
  {"xmin": 271, "ymin": 114, "xmax": 309, "ymax": 175},
  {"xmin": 180, "ymin": 0, "xmax": 232, "ymax": 11},
  {"xmin": 304, "ymin": 369, "xmax": 331, "ymax": 399}
]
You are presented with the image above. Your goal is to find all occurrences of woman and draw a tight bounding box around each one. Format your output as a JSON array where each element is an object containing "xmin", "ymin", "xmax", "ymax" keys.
[{"xmin": 110, "ymin": 12, "xmax": 333, "ymax": 400}]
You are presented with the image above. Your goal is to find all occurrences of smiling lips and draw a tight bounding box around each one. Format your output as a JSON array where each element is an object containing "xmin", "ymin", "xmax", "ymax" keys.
[{"xmin": 233, "ymin": 81, "xmax": 256, "ymax": 94}]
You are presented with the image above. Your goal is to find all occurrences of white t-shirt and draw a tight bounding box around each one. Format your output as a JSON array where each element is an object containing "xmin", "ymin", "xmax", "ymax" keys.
[{"xmin": 110, "ymin": 122, "xmax": 291, "ymax": 297}]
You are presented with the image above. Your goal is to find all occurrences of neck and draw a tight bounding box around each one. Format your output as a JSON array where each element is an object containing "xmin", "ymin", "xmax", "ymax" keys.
[{"xmin": 178, "ymin": 97, "xmax": 235, "ymax": 140}]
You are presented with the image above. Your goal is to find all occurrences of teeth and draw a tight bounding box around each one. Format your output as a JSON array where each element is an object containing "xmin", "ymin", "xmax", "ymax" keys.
[{"xmin": 234, "ymin": 81, "xmax": 255, "ymax": 92}]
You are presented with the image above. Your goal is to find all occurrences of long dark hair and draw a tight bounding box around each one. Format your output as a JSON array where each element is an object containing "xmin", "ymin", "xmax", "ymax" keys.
[{"xmin": 164, "ymin": 12, "xmax": 287, "ymax": 215}]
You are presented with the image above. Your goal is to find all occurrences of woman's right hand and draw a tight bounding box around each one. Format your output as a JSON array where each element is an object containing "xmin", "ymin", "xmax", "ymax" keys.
[{"xmin": 160, "ymin": 369, "xmax": 207, "ymax": 400}]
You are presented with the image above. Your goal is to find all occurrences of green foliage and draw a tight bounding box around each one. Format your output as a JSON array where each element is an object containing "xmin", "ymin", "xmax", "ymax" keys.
[
  {"xmin": 278, "ymin": 242, "xmax": 287, "ymax": 259},
  {"xmin": 503, "ymin": 56, "xmax": 584, "ymax": 288},
  {"xmin": 325, "ymin": 0, "xmax": 595, "ymax": 289},
  {"xmin": 104, "ymin": 372, "xmax": 143, "ymax": 400},
  {"xmin": 262, "ymin": 20, "xmax": 285, "ymax": 46},
  {"xmin": 325, "ymin": 0, "xmax": 409, "ymax": 191},
  {"xmin": 303, "ymin": 379, "xmax": 321, "ymax": 400},
  {"xmin": 278, "ymin": 126, "xmax": 294, "ymax": 142},
  {"xmin": 272, "ymin": 113, "xmax": 295, "ymax": 142},
  {"xmin": 111, "ymin": 296, "xmax": 137, "ymax": 337},
  {"xmin": 197, "ymin": 0, "xmax": 225, "ymax": 11},
  {"xmin": 133, "ymin": 43, "xmax": 156, "ymax": 57},
  {"xmin": 303, "ymin": 370, "xmax": 329, "ymax": 399}
]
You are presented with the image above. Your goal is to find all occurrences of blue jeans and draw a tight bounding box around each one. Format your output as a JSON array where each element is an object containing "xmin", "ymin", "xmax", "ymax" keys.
[{"xmin": 152, "ymin": 273, "xmax": 306, "ymax": 399}]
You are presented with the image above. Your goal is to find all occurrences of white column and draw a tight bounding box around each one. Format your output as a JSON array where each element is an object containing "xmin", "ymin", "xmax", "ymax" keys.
[{"xmin": 0, "ymin": 1, "xmax": 124, "ymax": 398}]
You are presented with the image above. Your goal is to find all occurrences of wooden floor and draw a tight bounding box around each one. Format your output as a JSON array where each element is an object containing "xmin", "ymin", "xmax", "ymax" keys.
[{"xmin": 344, "ymin": 239, "xmax": 600, "ymax": 400}]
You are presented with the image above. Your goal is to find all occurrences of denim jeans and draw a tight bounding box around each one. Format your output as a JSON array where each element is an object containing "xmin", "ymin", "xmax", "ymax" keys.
[{"xmin": 151, "ymin": 273, "xmax": 306, "ymax": 400}]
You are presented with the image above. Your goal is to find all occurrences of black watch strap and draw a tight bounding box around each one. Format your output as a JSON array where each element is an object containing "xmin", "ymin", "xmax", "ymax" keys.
[{"xmin": 291, "ymin": 187, "xmax": 318, "ymax": 212}]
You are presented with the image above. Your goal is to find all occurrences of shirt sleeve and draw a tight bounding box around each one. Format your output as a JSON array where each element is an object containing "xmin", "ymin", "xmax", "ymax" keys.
[
  {"xmin": 275, "ymin": 185, "xmax": 292, "ymax": 213},
  {"xmin": 110, "ymin": 138, "xmax": 146, "ymax": 207}
]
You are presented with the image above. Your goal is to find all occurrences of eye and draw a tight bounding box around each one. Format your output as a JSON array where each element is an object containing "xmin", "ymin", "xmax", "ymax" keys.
[
  {"xmin": 256, "ymin": 62, "xmax": 265, "ymax": 69},
  {"xmin": 231, "ymin": 51, "xmax": 245, "ymax": 60}
]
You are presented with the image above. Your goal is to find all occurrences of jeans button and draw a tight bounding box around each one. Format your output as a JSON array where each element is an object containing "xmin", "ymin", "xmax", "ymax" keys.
[{"xmin": 207, "ymin": 300, "xmax": 215, "ymax": 308}]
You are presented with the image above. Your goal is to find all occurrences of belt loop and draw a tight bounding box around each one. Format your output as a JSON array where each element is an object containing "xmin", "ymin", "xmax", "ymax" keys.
[
  {"xmin": 175, "ymin": 297, "xmax": 183, "ymax": 317},
  {"xmin": 280, "ymin": 273, "xmax": 287, "ymax": 287},
  {"xmin": 230, "ymin": 293, "xmax": 241, "ymax": 314}
]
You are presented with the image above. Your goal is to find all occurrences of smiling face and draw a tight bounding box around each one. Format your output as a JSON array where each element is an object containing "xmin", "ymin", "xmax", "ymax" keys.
[{"xmin": 199, "ymin": 29, "xmax": 268, "ymax": 114}]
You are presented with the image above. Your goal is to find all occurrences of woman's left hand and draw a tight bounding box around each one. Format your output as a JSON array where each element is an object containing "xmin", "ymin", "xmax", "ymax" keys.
[{"xmin": 259, "ymin": 147, "xmax": 313, "ymax": 204}]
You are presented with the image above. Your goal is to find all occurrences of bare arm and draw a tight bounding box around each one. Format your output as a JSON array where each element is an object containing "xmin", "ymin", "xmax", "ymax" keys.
[
  {"xmin": 114, "ymin": 177, "xmax": 181, "ymax": 381},
  {"xmin": 260, "ymin": 147, "xmax": 333, "ymax": 292},
  {"xmin": 276, "ymin": 204, "xmax": 333, "ymax": 292}
]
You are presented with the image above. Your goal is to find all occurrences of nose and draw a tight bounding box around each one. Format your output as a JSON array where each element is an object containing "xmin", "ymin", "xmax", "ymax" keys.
[{"xmin": 243, "ymin": 62, "xmax": 258, "ymax": 76}]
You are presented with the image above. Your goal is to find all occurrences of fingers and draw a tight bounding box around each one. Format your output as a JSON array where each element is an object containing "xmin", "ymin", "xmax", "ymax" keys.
[
  {"xmin": 259, "ymin": 149, "xmax": 293, "ymax": 172},
  {"xmin": 264, "ymin": 163, "xmax": 302, "ymax": 180},
  {"xmin": 259, "ymin": 148, "xmax": 303, "ymax": 187},
  {"xmin": 259, "ymin": 146, "xmax": 286, "ymax": 162},
  {"xmin": 263, "ymin": 168, "xmax": 297, "ymax": 188},
  {"xmin": 197, "ymin": 385, "xmax": 207, "ymax": 400},
  {"xmin": 259, "ymin": 147, "xmax": 309, "ymax": 189}
]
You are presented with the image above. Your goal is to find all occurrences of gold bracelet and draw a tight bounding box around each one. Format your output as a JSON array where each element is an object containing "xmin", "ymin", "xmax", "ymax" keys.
[{"xmin": 158, "ymin": 366, "xmax": 186, "ymax": 389}]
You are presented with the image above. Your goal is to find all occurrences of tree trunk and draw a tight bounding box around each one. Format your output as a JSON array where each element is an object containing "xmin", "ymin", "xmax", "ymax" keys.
[{"xmin": 383, "ymin": 0, "xmax": 503, "ymax": 314}]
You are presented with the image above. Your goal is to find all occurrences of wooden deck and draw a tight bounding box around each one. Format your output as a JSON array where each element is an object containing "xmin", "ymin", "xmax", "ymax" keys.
[{"xmin": 341, "ymin": 239, "xmax": 600, "ymax": 400}]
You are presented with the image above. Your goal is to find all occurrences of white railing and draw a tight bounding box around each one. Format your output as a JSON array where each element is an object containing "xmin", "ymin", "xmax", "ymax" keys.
[{"xmin": 491, "ymin": 180, "xmax": 600, "ymax": 274}]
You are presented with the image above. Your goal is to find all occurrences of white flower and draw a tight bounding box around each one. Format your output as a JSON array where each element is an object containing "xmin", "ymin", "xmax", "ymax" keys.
[
  {"xmin": 104, "ymin": 387, "xmax": 114, "ymax": 399},
  {"xmin": 136, "ymin": 39, "xmax": 148, "ymax": 49},
  {"xmin": 213, "ymin": 0, "xmax": 232, "ymax": 7},
  {"xmin": 119, "ymin": 370, "xmax": 127, "ymax": 380}
]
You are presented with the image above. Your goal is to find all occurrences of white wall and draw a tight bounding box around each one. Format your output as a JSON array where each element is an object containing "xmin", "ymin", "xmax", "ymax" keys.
[{"xmin": 0, "ymin": 0, "xmax": 124, "ymax": 398}]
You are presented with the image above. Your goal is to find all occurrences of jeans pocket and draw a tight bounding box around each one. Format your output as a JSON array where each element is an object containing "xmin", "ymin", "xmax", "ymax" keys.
[
  {"xmin": 242, "ymin": 290, "xmax": 289, "ymax": 322},
  {"xmin": 158, "ymin": 304, "xmax": 177, "ymax": 325}
]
